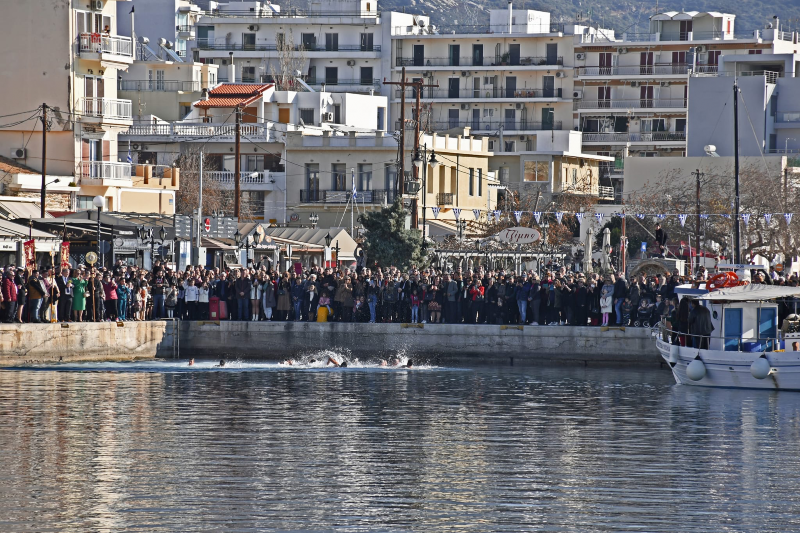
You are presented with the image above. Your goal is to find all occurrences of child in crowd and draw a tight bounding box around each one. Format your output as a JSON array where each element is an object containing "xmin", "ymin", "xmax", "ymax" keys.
[
  {"xmin": 410, "ymin": 289, "xmax": 420, "ymax": 324},
  {"xmin": 620, "ymin": 297, "xmax": 633, "ymax": 326}
]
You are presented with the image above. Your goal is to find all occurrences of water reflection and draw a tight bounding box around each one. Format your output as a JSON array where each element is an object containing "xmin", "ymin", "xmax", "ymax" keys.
[{"xmin": 1, "ymin": 364, "xmax": 799, "ymax": 531}]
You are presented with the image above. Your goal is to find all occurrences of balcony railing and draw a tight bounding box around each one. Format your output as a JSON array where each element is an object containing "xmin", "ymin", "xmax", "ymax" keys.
[
  {"xmin": 395, "ymin": 87, "xmax": 563, "ymax": 99},
  {"xmin": 304, "ymin": 78, "xmax": 381, "ymax": 87},
  {"xmin": 436, "ymin": 193, "xmax": 454, "ymax": 205},
  {"xmin": 197, "ymin": 40, "xmax": 379, "ymax": 52},
  {"xmin": 598, "ymin": 186, "xmax": 615, "ymax": 198},
  {"xmin": 79, "ymin": 98, "xmax": 132, "ymax": 120},
  {"xmin": 78, "ymin": 33, "xmax": 133, "ymax": 57},
  {"xmin": 205, "ymin": 170, "xmax": 283, "ymax": 185},
  {"xmin": 392, "ymin": 22, "xmax": 565, "ymax": 36},
  {"xmin": 576, "ymin": 64, "xmax": 691, "ymax": 76},
  {"xmin": 582, "ymin": 132, "xmax": 687, "ymax": 143},
  {"xmin": 118, "ymin": 80, "xmax": 201, "ymax": 92},
  {"xmin": 575, "ymin": 98, "xmax": 687, "ymax": 110},
  {"xmin": 423, "ymin": 120, "xmax": 562, "ymax": 132},
  {"xmin": 777, "ymin": 112, "xmax": 800, "ymax": 124},
  {"xmin": 123, "ymin": 122, "xmax": 271, "ymax": 138},
  {"xmin": 80, "ymin": 161, "xmax": 132, "ymax": 181},
  {"xmin": 201, "ymin": 9, "xmax": 380, "ymax": 20},
  {"xmin": 396, "ymin": 56, "xmax": 563, "ymax": 67},
  {"xmin": 300, "ymin": 189, "xmax": 395, "ymax": 204}
]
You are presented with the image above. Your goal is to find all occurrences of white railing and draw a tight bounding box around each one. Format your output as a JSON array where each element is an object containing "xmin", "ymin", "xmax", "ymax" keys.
[
  {"xmin": 577, "ymin": 65, "xmax": 691, "ymax": 76},
  {"xmin": 576, "ymin": 99, "xmax": 687, "ymax": 110},
  {"xmin": 123, "ymin": 122, "xmax": 273, "ymax": 138},
  {"xmin": 205, "ymin": 170, "xmax": 284, "ymax": 185},
  {"xmin": 598, "ymin": 186, "xmax": 615, "ymax": 198},
  {"xmin": 79, "ymin": 33, "xmax": 133, "ymax": 57},
  {"xmin": 80, "ymin": 97, "xmax": 132, "ymax": 120},
  {"xmin": 582, "ymin": 132, "xmax": 687, "ymax": 143},
  {"xmin": 80, "ymin": 161, "xmax": 132, "ymax": 180}
]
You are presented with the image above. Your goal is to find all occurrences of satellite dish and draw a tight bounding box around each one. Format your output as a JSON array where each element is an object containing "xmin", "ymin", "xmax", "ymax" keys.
[{"xmin": 418, "ymin": 19, "xmax": 426, "ymax": 27}]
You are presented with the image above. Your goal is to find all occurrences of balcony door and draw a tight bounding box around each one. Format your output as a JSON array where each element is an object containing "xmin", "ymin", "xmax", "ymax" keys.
[
  {"xmin": 508, "ymin": 44, "xmax": 520, "ymax": 66},
  {"xmin": 242, "ymin": 33, "xmax": 256, "ymax": 51},
  {"xmin": 84, "ymin": 75, "xmax": 104, "ymax": 115},
  {"xmin": 541, "ymin": 107, "xmax": 554, "ymax": 130},
  {"xmin": 448, "ymin": 78, "xmax": 460, "ymax": 99},
  {"xmin": 598, "ymin": 86, "xmax": 611, "ymax": 108},
  {"xmin": 413, "ymin": 45, "xmax": 425, "ymax": 66},
  {"xmin": 542, "ymin": 76, "xmax": 554, "ymax": 98},
  {"xmin": 472, "ymin": 44, "xmax": 483, "ymax": 66},
  {"xmin": 504, "ymin": 109, "xmax": 515, "ymax": 131},
  {"xmin": 448, "ymin": 109, "xmax": 459, "ymax": 129},
  {"xmin": 679, "ymin": 20, "xmax": 692, "ymax": 40},
  {"xmin": 671, "ymin": 51, "xmax": 687, "ymax": 74},
  {"xmin": 546, "ymin": 43, "xmax": 558, "ymax": 65},
  {"xmin": 640, "ymin": 85, "xmax": 654, "ymax": 108},
  {"xmin": 599, "ymin": 52, "xmax": 612, "ymax": 75},
  {"xmin": 306, "ymin": 164, "xmax": 320, "ymax": 201},
  {"xmin": 449, "ymin": 44, "xmax": 460, "ymax": 66},
  {"xmin": 639, "ymin": 52, "xmax": 653, "ymax": 75},
  {"xmin": 505, "ymin": 76, "xmax": 516, "ymax": 98},
  {"xmin": 472, "ymin": 108, "xmax": 480, "ymax": 130},
  {"xmin": 332, "ymin": 163, "xmax": 347, "ymax": 191}
]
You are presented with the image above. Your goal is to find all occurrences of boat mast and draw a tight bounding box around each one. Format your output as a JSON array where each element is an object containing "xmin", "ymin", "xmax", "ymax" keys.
[{"xmin": 733, "ymin": 81, "xmax": 741, "ymax": 264}]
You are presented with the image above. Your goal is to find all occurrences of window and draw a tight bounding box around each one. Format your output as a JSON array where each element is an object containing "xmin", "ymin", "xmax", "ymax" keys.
[
  {"xmin": 448, "ymin": 109, "xmax": 459, "ymax": 129},
  {"xmin": 325, "ymin": 33, "xmax": 338, "ymax": 51},
  {"xmin": 499, "ymin": 167, "xmax": 510, "ymax": 182},
  {"xmin": 524, "ymin": 161, "xmax": 549, "ymax": 182},
  {"xmin": 377, "ymin": 107, "xmax": 385, "ymax": 130},
  {"xmin": 209, "ymin": 71, "xmax": 216, "ymax": 85},
  {"xmin": 358, "ymin": 163, "xmax": 372, "ymax": 190},
  {"xmin": 504, "ymin": 141, "xmax": 516, "ymax": 152},
  {"xmin": 360, "ymin": 66, "xmax": 373, "ymax": 85},
  {"xmin": 384, "ymin": 163, "xmax": 397, "ymax": 192},
  {"xmin": 242, "ymin": 33, "xmax": 256, "ymax": 51},
  {"xmin": 306, "ymin": 164, "xmax": 320, "ymax": 200},
  {"xmin": 749, "ymin": 49, "xmax": 762, "ymax": 55},
  {"xmin": 468, "ymin": 168, "xmax": 475, "ymax": 195},
  {"xmin": 332, "ymin": 163, "xmax": 347, "ymax": 191},
  {"xmin": 477, "ymin": 168, "xmax": 483, "ymax": 197},
  {"xmin": 197, "ymin": 26, "xmax": 214, "ymax": 48},
  {"xmin": 76, "ymin": 196, "xmax": 96, "ymax": 211},
  {"xmin": 360, "ymin": 33, "xmax": 374, "ymax": 51},
  {"xmin": 325, "ymin": 67, "xmax": 338, "ymax": 85},
  {"xmin": 488, "ymin": 140, "xmax": 495, "ymax": 151},
  {"xmin": 449, "ymin": 44, "xmax": 460, "ymax": 66},
  {"xmin": 299, "ymin": 108, "xmax": 315, "ymax": 125},
  {"xmin": 244, "ymin": 155, "xmax": 264, "ymax": 172},
  {"xmin": 241, "ymin": 66, "xmax": 256, "ymax": 83},
  {"xmin": 301, "ymin": 33, "xmax": 316, "ymax": 50}
]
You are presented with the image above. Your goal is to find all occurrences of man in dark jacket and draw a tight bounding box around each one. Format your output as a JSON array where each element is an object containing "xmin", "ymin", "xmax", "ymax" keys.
[
  {"xmin": 55, "ymin": 267, "xmax": 73, "ymax": 323},
  {"xmin": 234, "ymin": 271, "xmax": 252, "ymax": 321},
  {"xmin": 655, "ymin": 223, "xmax": 668, "ymax": 257},
  {"xmin": 613, "ymin": 273, "xmax": 628, "ymax": 325},
  {"xmin": 26, "ymin": 270, "xmax": 46, "ymax": 323},
  {"xmin": 688, "ymin": 300, "xmax": 713, "ymax": 349}
]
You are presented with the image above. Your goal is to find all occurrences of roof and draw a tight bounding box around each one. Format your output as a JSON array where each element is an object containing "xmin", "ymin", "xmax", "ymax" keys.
[
  {"xmin": 0, "ymin": 199, "xmax": 52, "ymax": 220},
  {"xmin": 194, "ymin": 83, "xmax": 273, "ymax": 109},
  {"xmin": 0, "ymin": 155, "xmax": 39, "ymax": 175},
  {"xmin": 0, "ymin": 218, "xmax": 58, "ymax": 239},
  {"xmin": 651, "ymin": 11, "xmax": 731, "ymax": 21},
  {"xmin": 696, "ymin": 284, "xmax": 800, "ymax": 302}
]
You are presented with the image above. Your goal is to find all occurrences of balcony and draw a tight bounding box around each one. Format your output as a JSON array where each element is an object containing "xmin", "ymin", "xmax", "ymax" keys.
[
  {"xmin": 396, "ymin": 56, "xmax": 563, "ymax": 68},
  {"xmin": 118, "ymin": 80, "xmax": 201, "ymax": 92},
  {"xmin": 575, "ymin": 98, "xmax": 687, "ymax": 111},
  {"xmin": 422, "ymin": 120, "xmax": 562, "ymax": 133},
  {"xmin": 303, "ymin": 78, "xmax": 381, "ymax": 90},
  {"xmin": 80, "ymin": 161, "xmax": 132, "ymax": 183},
  {"xmin": 122, "ymin": 122, "xmax": 274, "ymax": 141},
  {"xmin": 582, "ymin": 132, "xmax": 686, "ymax": 144},
  {"xmin": 395, "ymin": 87, "xmax": 564, "ymax": 101},
  {"xmin": 299, "ymin": 189, "xmax": 396, "ymax": 204},
  {"xmin": 576, "ymin": 64, "xmax": 691, "ymax": 77},
  {"xmin": 618, "ymin": 30, "xmax": 753, "ymax": 43},
  {"xmin": 392, "ymin": 22, "xmax": 565, "ymax": 36},
  {"xmin": 205, "ymin": 170, "xmax": 284, "ymax": 189},
  {"xmin": 176, "ymin": 25, "xmax": 196, "ymax": 39},
  {"xmin": 78, "ymin": 33, "xmax": 134, "ymax": 66},
  {"xmin": 436, "ymin": 193, "xmax": 454, "ymax": 206},
  {"xmin": 79, "ymin": 98, "xmax": 132, "ymax": 124},
  {"xmin": 197, "ymin": 40, "xmax": 380, "ymax": 53},
  {"xmin": 200, "ymin": 8, "xmax": 380, "ymax": 22}
]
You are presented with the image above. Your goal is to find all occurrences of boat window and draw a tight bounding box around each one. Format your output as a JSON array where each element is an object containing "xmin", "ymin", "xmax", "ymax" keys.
[
  {"xmin": 758, "ymin": 308, "xmax": 778, "ymax": 352},
  {"xmin": 723, "ymin": 308, "xmax": 742, "ymax": 352}
]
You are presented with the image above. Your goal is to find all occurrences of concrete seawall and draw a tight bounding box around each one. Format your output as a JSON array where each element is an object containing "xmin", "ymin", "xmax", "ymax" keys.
[{"xmin": 0, "ymin": 321, "xmax": 663, "ymax": 366}]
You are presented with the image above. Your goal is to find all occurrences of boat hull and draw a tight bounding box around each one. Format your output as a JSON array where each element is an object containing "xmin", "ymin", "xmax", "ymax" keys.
[{"xmin": 656, "ymin": 337, "xmax": 800, "ymax": 391}]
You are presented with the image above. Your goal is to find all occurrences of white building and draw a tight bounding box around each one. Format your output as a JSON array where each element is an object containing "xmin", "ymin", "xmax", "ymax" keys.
[{"xmin": 117, "ymin": 0, "xmax": 202, "ymax": 60}]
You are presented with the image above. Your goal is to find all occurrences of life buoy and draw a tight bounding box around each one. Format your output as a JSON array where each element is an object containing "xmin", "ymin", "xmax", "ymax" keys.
[{"xmin": 708, "ymin": 272, "xmax": 740, "ymax": 291}]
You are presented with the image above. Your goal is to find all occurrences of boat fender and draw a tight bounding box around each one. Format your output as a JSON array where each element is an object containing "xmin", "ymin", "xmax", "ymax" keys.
[
  {"xmin": 750, "ymin": 355, "xmax": 771, "ymax": 380},
  {"xmin": 669, "ymin": 344, "xmax": 680, "ymax": 364},
  {"xmin": 686, "ymin": 357, "xmax": 706, "ymax": 381}
]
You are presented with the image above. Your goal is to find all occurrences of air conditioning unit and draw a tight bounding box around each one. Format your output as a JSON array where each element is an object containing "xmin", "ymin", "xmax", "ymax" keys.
[
  {"xmin": 460, "ymin": 103, "xmax": 469, "ymax": 110},
  {"xmin": 483, "ymin": 76, "xmax": 493, "ymax": 85},
  {"xmin": 576, "ymin": 53, "xmax": 586, "ymax": 60},
  {"xmin": 132, "ymin": 143, "xmax": 140, "ymax": 150},
  {"xmin": 92, "ymin": 0, "xmax": 104, "ymax": 10},
  {"xmin": 619, "ymin": 47, "xmax": 628, "ymax": 54},
  {"xmin": 696, "ymin": 45, "xmax": 706, "ymax": 53},
  {"xmin": 630, "ymin": 81, "xmax": 639, "ymax": 87},
  {"xmin": 461, "ymin": 71, "xmax": 469, "ymax": 77},
  {"xmin": 423, "ymin": 71, "xmax": 432, "ymax": 77},
  {"xmin": 556, "ymin": 71, "xmax": 566, "ymax": 78},
  {"xmin": 660, "ymin": 81, "xmax": 670, "ymax": 87},
  {"xmin": 10, "ymin": 148, "xmax": 26, "ymax": 159},
  {"xmin": 664, "ymin": 148, "xmax": 673, "ymax": 152},
  {"xmin": 248, "ymin": 24, "xmax": 259, "ymax": 31},
  {"xmin": 321, "ymin": 112, "xmax": 334, "ymax": 122},
  {"xmin": 572, "ymin": 90, "xmax": 583, "ymax": 98},
  {"xmin": 519, "ymin": 136, "xmax": 526, "ymax": 141},
  {"xmin": 346, "ymin": 60, "xmax": 356, "ymax": 66},
  {"xmin": 515, "ymin": 103, "xmax": 523, "ymax": 109}
]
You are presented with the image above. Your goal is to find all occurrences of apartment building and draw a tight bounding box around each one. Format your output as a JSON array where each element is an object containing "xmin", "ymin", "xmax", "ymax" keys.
[
  {"xmin": 573, "ymin": 12, "xmax": 785, "ymax": 166},
  {"xmin": 117, "ymin": 0, "xmax": 202, "ymax": 60}
]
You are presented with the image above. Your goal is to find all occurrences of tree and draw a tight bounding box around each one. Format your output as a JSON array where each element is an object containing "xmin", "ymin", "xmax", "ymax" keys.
[
  {"xmin": 361, "ymin": 200, "xmax": 426, "ymax": 270},
  {"xmin": 268, "ymin": 31, "xmax": 307, "ymax": 91}
]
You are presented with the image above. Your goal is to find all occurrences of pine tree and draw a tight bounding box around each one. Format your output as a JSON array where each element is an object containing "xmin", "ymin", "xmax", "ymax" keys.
[{"xmin": 361, "ymin": 200, "xmax": 426, "ymax": 270}]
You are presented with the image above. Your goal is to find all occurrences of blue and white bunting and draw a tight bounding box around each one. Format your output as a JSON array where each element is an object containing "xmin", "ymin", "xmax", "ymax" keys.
[
  {"xmin": 493, "ymin": 210, "xmax": 501, "ymax": 223},
  {"xmin": 453, "ymin": 208, "xmax": 461, "ymax": 220},
  {"xmin": 742, "ymin": 213, "xmax": 751, "ymax": 227},
  {"xmin": 636, "ymin": 214, "xmax": 646, "ymax": 219},
  {"xmin": 764, "ymin": 213, "xmax": 772, "ymax": 225},
  {"xmin": 700, "ymin": 214, "xmax": 709, "ymax": 220},
  {"xmin": 594, "ymin": 213, "xmax": 604, "ymax": 224},
  {"xmin": 473, "ymin": 209, "xmax": 481, "ymax": 220},
  {"xmin": 575, "ymin": 213, "xmax": 584, "ymax": 223},
  {"xmin": 431, "ymin": 207, "xmax": 440, "ymax": 219},
  {"xmin": 533, "ymin": 211, "xmax": 542, "ymax": 224},
  {"xmin": 678, "ymin": 214, "xmax": 687, "ymax": 227},
  {"xmin": 657, "ymin": 214, "xmax": 666, "ymax": 220},
  {"xmin": 555, "ymin": 212, "xmax": 564, "ymax": 225},
  {"xmin": 785, "ymin": 213, "xmax": 793, "ymax": 225},
  {"xmin": 351, "ymin": 168, "xmax": 357, "ymax": 201},
  {"xmin": 513, "ymin": 211, "xmax": 522, "ymax": 223},
  {"xmin": 721, "ymin": 214, "xmax": 730, "ymax": 219},
  {"xmin": 127, "ymin": 140, "xmax": 132, "ymax": 164},
  {"xmin": 619, "ymin": 212, "xmax": 626, "ymax": 219}
]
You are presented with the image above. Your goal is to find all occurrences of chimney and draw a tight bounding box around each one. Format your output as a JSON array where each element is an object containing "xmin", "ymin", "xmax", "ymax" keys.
[
  {"xmin": 202, "ymin": 88, "xmax": 209, "ymax": 101},
  {"xmin": 228, "ymin": 52, "xmax": 236, "ymax": 82},
  {"xmin": 508, "ymin": 0, "xmax": 513, "ymax": 33}
]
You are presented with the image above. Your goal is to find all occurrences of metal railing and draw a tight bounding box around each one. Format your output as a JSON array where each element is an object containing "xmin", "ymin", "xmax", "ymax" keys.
[
  {"xmin": 80, "ymin": 161, "xmax": 132, "ymax": 180},
  {"xmin": 201, "ymin": 9, "xmax": 380, "ymax": 19},
  {"xmin": 582, "ymin": 131, "xmax": 686, "ymax": 143},
  {"xmin": 575, "ymin": 98, "xmax": 687, "ymax": 110},
  {"xmin": 693, "ymin": 65, "xmax": 720, "ymax": 74},
  {"xmin": 576, "ymin": 64, "xmax": 691, "ymax": 76},
  {"xmin": 436, "ymin": 193, "xmax": 454, "ymax": 205},
  {"xmin": 176, "ymin": 25, "xmax": 195, "ymax": 33},
  {"xmin": 657, "ymin": 322, "xmax": 784, "ymax": 353},
  {"xmin": 396, "ymin": 56, "xmax": 563, "ymax": 67},
  {"xmin": 395, "ymin": 87, "xmax": 563, "ymax": 99},
  {"xmin": 424, "ymin": 120, "xmax": 562, "ymax": 131},
  {"xmin": 598, "ymin": 186, "xmax": 615, "ymax": 198},
  {"xmin": 118, "ymin": 80, "xmax": 201, "ymax": 92},
  {"xmin": 123, "ymin": 122, "xmax": 271, "ymax": 138},
  {"xmin": 204, "ymin": 171, "xmax": 284, "ymax": 185},
  {"xmin": 392, "ymin": 22, "xmax": 565, "ymax": 35},
  {"xmin": 777, "ymin": 112, "xmax": 800, "ymax": 124},
  {"xmin": 197, "ymin": 40, "xmax": 379, "ymax": 52},
  {"xmin": 299, "ymin": 189, "xmax": 395, "ymax": 203},
  {"xmin": 78, "ymin": 33, "xmax": 133, "ymax": 57},
  {"xmin": 306, "ymin": 78, "xmax": 381, "ymax": 87},
  {"xmin": 79, "ymin": 98, "xmax": 132, "ymax": 120}
]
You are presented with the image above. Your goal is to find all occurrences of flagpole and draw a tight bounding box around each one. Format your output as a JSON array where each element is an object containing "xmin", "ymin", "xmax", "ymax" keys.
[{"xmin": 351, "ymin": 167, "xmax": 355, "ymax": 237}]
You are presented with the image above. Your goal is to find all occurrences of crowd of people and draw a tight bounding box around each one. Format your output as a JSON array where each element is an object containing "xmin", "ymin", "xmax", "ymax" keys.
[{"xmin": 1, "ymin": 258, "xmax": 797, "ymax": 328}]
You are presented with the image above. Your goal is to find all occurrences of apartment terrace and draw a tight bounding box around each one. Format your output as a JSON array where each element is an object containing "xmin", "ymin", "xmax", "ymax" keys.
[
  {"xmin": 393, "ymin": 88, "xmax": 565, "ymax": 101},
  {"xmin": 582, "ymin": 132, "xmax": 686, "ymax": 144},
  {"xmin": 205, "ymin": 170, "xmax": 284, "ymax": 190},
  {"xmin": 121, "ymin": 122, "xmax": 282, "ymax": 143},
  {"xmin": 574, "ymin": 98, "xmax": 687, "ymax": 111},
  {"xmin": 395, "ymin": 56, "xmax": 563, "ymax": 68},
  {"xmin": 199, "ymin": 9, "xmax": 380, "ymax": 24},
  {"xmin": 576, "ymin": 64, "xmax": 691, "ymax": 77},
  {"xmin": 118, "ymin": 80, "xmax": 202, "ymax": 92},
  {"xmin": 392, "ymin": 22, "xmax": 566, "ymax": 37},
  {"xmin": 576, "ymin": 29, "xmax": 767, "ymax": 44},
  {"xmin": 78, "ymin": 33, "xmax": 134, "ymax": 66}
]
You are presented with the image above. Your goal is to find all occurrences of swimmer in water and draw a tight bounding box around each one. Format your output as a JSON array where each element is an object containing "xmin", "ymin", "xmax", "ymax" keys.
[
  {"xmin": 327, "ymin": 355, "xmax": 341, "ymax": 367},
  {"xmin": 380, "ymin": 360, "xmax": 388, "ymax": 367},
  {"xmin": 213, "ymin": 359, "xmax": 226, "ymax": 368},
  {"xmin": 188, "ymin": 358, "xmax": 195, "ymax": 366},
  {"xmin": 390, "ymin": 358, "xmax": 401, "ymax": 367},
  {"xmin": 406, "ymin": 359, "xmax": 413, "ymax": 368},
  {"xmin": 282, "ymin": 359, "xmax": 294, "ymax": 366}
]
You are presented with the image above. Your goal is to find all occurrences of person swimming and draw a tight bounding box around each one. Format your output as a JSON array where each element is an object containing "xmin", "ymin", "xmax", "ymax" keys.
[
  {"xmin": 406, "ymin": 359, "xmax": 413, "ymax": 368},
  {"xmin": 213, "ymin": 359, "xmax": 226, "ymax": 368},
  {"xmin": 188, "ymin": 358, "xmax": 195, "ymax": 366}
]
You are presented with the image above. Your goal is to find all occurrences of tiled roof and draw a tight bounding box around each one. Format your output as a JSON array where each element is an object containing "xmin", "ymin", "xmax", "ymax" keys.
[
  {"xmin": 195, "ymin": 83, "xmax": 273, "ymax": 109},
  {"xmin": 0, "ymin": 155, "xmax": 39, "ymax": 175},
  {"xmin": 195, "ymin": 96, "xmax": 261, "ymax": 108}
]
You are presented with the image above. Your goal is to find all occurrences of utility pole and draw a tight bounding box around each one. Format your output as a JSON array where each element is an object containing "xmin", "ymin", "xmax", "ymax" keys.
[
  {"xmin": 196, "ymin": 149, "xmax": 203, "ymax": 265},
  {"xmin": 692, "ymin": 168, "xmax": 704, "ymax": 276},
  {"xmin": 234, "ymin": 104, "xmax": 242, "ymax": 218},
  {"xmin": 733, "ymin": 81, "xmax": 741, "ymax": 264},
  {"xmin": 40, "ymin": 103, "xmax": 47, "ymax": 218}
]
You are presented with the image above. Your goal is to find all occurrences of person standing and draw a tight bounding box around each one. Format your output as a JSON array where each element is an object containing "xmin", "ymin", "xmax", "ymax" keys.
[
  {"xmin": 71, "ymin": 270, "xmax": 88, "ymax": 322},
  {"xmin": 151, "ymin": 272, "xmax": 166, "ymax": 319},
  {"xmin": 655, "ymin": 223, "xmax": 668, "ymax": 258},
  {"xmin": 56, "ymin": 268, "xmax": 72, "ymax": 322},
  {"xmin": 2, "ymin": 266, "xmax": 18, "ymax": 323},
  {"xmin": 613, "ymin": 272, "xmax": 628, "ymax": 325},
  {"xmin": 26, "ymin": 270, "xmax": 46, "ymax": 323}
]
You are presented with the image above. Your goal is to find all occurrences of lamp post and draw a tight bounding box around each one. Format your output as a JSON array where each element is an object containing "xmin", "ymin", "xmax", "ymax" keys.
[
  {"xmin": 139, "ymin": 225, "xmax": 168, "ymax": 268},
  {"xmin": 412, "ymin": 145, "xmax": 439, "ymax": 238},
  {"xmin": 456, "ymin": 219, "xmax": 466, "ymax": 241},
  {"xmin": 92, "ymin": 196, "xmax": 104, "ymax": 267},
  {"xmin": 309, "ymin": 212, "xmax": 319, "ymax": 229}
]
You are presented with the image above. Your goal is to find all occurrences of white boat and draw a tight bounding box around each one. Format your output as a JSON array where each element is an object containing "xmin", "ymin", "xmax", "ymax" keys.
[{"xmin": 656, "ymin": 283, "xmax": 800, "ymax": 390}]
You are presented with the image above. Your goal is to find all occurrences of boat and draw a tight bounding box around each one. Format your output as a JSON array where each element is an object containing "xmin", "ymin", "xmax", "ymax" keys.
[{"xmin": 656, "ymin": 280, "xmax": 800, "ymax": 390}]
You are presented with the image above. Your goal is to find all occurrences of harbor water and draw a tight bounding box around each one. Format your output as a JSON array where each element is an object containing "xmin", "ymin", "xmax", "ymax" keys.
[{"xmin": 1, "ymin": 358, "xmax": 800, "ymax": 531}]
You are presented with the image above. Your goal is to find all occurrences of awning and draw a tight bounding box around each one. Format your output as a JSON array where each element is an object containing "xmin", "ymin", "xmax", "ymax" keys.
[
  {"xmin": 696, "ymin": 284, "xmax": 800, "ymax": 302},
  {"xmin": 202, "ymin": 236, "xmax": 237, "ymax": 251},
  {"xmin": 0, "ymin": 200, "xmax": 49, "ymax": 220}
]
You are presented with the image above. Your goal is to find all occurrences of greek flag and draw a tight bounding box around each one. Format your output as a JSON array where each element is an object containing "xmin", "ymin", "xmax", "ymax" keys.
[
  {"xmin": 127, "ymin": 140, "xmax": 132, "ymax": 164},
  {"xmin": 532, "ymin": 212, "xmax": 542, "ymax": 224},
  {"xmin": 431, "ymin": 207, "xmax": 440, "ymax": 219},
  {"xmin": 619, "ymin": 212, "xmax": 626, "ymax": 219},
  {"xmin": 636, "ymin": 213, "xmax": 646, "ymax": 219},
  {"xmin": 742, "ymin": 213, "xmax": 750, "ymax": 227},
  {"xmin": 700, "ymin": 214, "xmax": 709, "ymax": 220},
  {"xmin": 453, "ymin": 208, "xmax": 461, "ymax": 220},
  {"xmin": 721, "ymin": 214, "xmax": 730, "ymax": 219},
  {"xmin": 785, "ymin": 213, "xmax": 793, "ymax": 225},
  {"xmin": 678, "ymin": 214, "xmax": 687, "ymax": 227},
  {"xmin": 493, "ymin": 210, "xmax": 501, "ymax": 222},
  {"xmin": 351, "ymin": 169, "xmax": 357, "ymax": 201},
  {"xmin": 575, "ymin": 212, "xmax": 584, "ymax": 222},
  {"xmin": 513, "ymin": 211, "xmax": 522, "ymax": 223},
  {"xmin": 764, "ymin": 213, "xmax": 772, "ymax": 225},
  {"xmin": 595, "ymin": 212, "xmax": 604, "ymax": 224},
  {"xmin": 657, "ymin": 214, "xmax": 666, "ymax": 220},
  {"xmin": 473, "ymin": 209, "xmax": 481, "ymax": 220},
  {"xmin": 555, "ymin": 212, "xmax": 563, "ymax": 225}
]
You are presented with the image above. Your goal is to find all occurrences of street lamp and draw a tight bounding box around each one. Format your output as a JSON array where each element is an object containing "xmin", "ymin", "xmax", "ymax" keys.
[
  {"xmin": 233, "ymin": 227, "xmax": 242, "ymax": 247},
  {"xmin": 324, "ymin": 232, "xmax": 332, "ymax": 247},
  {"xmin": 139, "ymin": 225, "xmax": 168, "ymax": 267},
  {"xmin": 92, "ymin": 196, "xmax": 104, "ymax": 267},
  {"xmin": 456, "ymin": 219, "xmax": 467, "ymax": 241},
  {"xmin": 412, "ymin": 146, "xmax": 439, "ymax": 236},
  {"xmin": 310, "ymin": 212, "xmax": 319, "ymax": 229}
]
